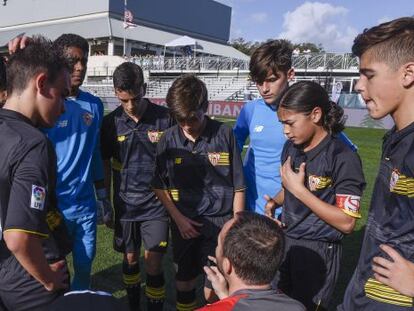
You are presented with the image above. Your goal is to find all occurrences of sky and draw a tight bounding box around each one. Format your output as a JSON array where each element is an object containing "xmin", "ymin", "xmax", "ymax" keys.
[{"xmin": 215, "ymin": 0, "xmax": 413, "ymax": 52}]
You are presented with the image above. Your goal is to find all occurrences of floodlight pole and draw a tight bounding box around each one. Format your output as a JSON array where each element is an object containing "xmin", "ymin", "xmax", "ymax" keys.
[{"xmin": 123, "ymin": 0, "xmax": 127, "ymax": 56}]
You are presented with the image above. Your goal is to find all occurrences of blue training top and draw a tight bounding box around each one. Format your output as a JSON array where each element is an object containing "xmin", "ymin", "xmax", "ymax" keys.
[
  {"xmin": 44, "ymin": 90, "xmax": 104, "ymax": 219},
  {"xmin": 234, "ymin": 99, "xmax": 285, "ymax": 215}
]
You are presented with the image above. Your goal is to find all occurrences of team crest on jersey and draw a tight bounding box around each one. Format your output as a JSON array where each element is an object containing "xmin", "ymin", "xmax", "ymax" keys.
[
  {"xmin": 147, "ymin": 130, "xmax": 163, "ymax": 143},
  {"xmin": 30, "ymin": 185, "xmax": 46, "ymax": 211},
  {"xmin": 208, "ymin": 152, "xmax": 221, "ymax": 166},
  {"xmin": 389, "ymin": 169, "xmax": 400, "ymax": 191},
  {"xmin": 308, "ymin": 175, "xmax": 332, "ymax": 191},
  {"xmin": 83, "ymin": 112, "xmax": 93, "ymax": 126}
]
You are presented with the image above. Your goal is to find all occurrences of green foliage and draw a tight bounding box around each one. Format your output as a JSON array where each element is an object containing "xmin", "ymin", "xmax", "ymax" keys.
[{"xmin": 230, "ymin": 37, "xmax": 325, "ymax": 56}]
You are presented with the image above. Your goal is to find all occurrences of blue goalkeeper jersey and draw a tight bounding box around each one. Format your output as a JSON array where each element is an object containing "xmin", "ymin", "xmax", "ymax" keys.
[
  {"xmin": 44, "ymin": 90, "xmax": 104, "ymax": 219},
  {"xmin": 234, "ymin": 99, "xmax": 285, "ymax": 215}
]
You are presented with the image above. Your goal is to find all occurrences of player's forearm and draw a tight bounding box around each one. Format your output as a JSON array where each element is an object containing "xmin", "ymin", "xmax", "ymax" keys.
[
  {"xmin": 294, "ymin": 188, "xmax": 356, "ymax": 234},
  {"xmin": 233, "ymin": 190, "xmax": 245, "ymax": 215},
  {"xmin": 4, "ymin": 231, "xmax": 56, "ymax": 289},
  {"xmin": 153, "ymin": 188, "xmax": 183, "ymax": 221}
]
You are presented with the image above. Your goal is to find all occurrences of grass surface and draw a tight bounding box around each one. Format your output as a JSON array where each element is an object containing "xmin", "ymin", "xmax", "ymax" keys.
[{"xmin": 71, "ymin": 122, "xmax": 386, "ymax": 310}]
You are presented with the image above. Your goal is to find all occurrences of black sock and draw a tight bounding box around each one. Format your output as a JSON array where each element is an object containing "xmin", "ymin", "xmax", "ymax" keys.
[
  {"xmin": 176, "ymin": 289, "xmax": 197, "ymax": 311},
  {"xmin": 145, "ymin": 273, "xmax": 165, "ymax": 311},
  {"xmin": 123, "ymin": 261, "xmax": 141, "ymax": 311}
]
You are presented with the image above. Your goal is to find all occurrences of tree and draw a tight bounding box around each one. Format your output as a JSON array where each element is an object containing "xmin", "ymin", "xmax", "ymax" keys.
[
  {"xmin": 231, "ymin": 38, "xmax": 325, "ymax": 56},
  {"xmin": 293, "ymin": 42, "xmax": 324, "ymax": 53}
]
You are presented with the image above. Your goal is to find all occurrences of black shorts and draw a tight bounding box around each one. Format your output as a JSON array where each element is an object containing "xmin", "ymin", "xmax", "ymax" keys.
[
  {"xmin": 0, "ymin": 255, "xmax": 68, "ymax": 311},
  {"xmin": 273, "ymin": 236, "xmax": 342, "ymax": 310},
  {"xmin": 171, "ymin": 214, "xmax": 232, "ymax": 285},
  {"xmin": 113, "ymin": 217, "xmax": 169, "ymax": 254}
]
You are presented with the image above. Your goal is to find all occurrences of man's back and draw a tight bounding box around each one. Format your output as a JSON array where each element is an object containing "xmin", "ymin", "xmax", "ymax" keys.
[{"xmin": 199, "ymin": 289, "xmax": 305, "ymax": 311}]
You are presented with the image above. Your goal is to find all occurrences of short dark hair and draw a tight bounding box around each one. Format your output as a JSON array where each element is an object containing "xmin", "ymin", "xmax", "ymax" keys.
[
  {"xmin": 0, "ymin": 56, "xmax": 6, "ymax": 92},
  {"xmin": 166, "ymin": 74, "xmax": 208, "ymax": 121},
  {"xmin": 250, "ymin": 39, "xmax": 293, "ymax": 84},
  {"xmin": 6, "ymin": 36, "xmax": 68, "ymax": 96},
  {"xmin": 278, "ymin": 81, "xmax": 345, "ymax": 134},
  {"xmin": 352, "ymin": 17, "xmax": 414, "ymax": 69},
  {"xmin": 54, "ymin": 33, "xmax": 89, "ymax": 55},
  {"xmin": 113, "ymin": 62, "xmax": 144, "ymax": 92},
  {"xmin": 223, "ymin": 212, "xmax": 285, "ymax": 285}
]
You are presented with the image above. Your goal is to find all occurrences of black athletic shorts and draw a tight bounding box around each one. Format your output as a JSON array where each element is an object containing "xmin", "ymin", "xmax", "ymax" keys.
[
  {"xmin": 272, "ymin": 236, "xmax": 342, "ymax": 310},
  {"xmin": 171, "ymin": 214, "xmax": 232, "ymax": 285},
  {"xmin": 0, "ymin": 255, "xmax": 68, "ymax": 311},
  {"xmin": 113, "ymin": 217, "xmax": 169, "ymax": 254}
]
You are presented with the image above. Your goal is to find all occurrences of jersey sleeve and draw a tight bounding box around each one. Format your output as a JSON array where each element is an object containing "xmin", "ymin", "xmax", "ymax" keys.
[
  {"xmin": 229, "ymin": 128, "xmax": 246, "ymax": 191},
  {"xmin": 333, "ymin": 150, "xmax": 366, "ymax": 218},
  {"xmin": 233, "ymin": 103, "xmax": 251, "ymax": 153},
  {"xmin": 151, "ymin": 132, "xmax": 169, "ymax": 190},
  {"xmin": 4, "ymin": 139, "xmax": 50, "ymax": 237}
]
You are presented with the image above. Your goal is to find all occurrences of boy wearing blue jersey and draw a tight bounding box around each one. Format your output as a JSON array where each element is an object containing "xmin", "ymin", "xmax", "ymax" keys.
[{"xmin": 43, "ymin": 34, "xmax": 109, "ymax": 290}]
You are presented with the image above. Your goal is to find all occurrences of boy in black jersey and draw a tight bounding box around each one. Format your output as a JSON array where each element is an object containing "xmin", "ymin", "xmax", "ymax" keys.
[
  {"xmin": 101, "ymin": 62, "xmax": 172, "ymax": 311},
  {"xmin": 339, "ymin": 17, "xmax": 414, "ymax": 311},
  {"xmin": 152, "ymin": 74, "xmax": 245, "ymax": 310},
  {"xmin": 0, "ymin": 36, "xmax": 71, "ymax": 311}
]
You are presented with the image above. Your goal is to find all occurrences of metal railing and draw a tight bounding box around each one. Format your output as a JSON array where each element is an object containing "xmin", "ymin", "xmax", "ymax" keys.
[{"xmin": 86, "ymin": 53, "xmax": 359, "ymax": 77}]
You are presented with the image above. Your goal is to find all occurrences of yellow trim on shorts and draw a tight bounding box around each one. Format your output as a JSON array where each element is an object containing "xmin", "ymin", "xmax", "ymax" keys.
[{"xmin": 3, "ymin": 229, "xmax": 49, "ymax": 238}]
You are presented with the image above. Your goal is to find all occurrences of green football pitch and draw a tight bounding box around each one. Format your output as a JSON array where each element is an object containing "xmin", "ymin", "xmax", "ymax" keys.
[{"xmin": 71, "ymin": 120, "xmax": 387, "ymax": 310}]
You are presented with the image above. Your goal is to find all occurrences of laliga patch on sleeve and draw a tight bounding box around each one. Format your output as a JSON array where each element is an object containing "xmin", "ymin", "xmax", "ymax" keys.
[
  {"xmin": 30, "ymin": 185, "xmax": 46, "ymax": 211},
  {"xmin": 336, "ymin": 194, "xmax": 361, "ymax": 218}
]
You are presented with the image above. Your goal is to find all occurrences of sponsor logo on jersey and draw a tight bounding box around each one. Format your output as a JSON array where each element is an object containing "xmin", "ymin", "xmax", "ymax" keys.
[
  {"xmin": 117, "ymin": 135, "xmax": 126, "ymax": 142},
  {"xmin": 336, "ymin": 194, "xmax": 361, "ymax": 218},
  {"xmin": 308, "ymin": 175, "xmax": 332, "ymax": 191},
  {"xmin": 83, "ymin": 112, "xmax": 93, "ymax": 126},
  {"xmin": 175, "ymin": 157, "xmax": 182, "ymax": 164},
  {"xmin": 31, "ymin": 185, "xmax": 46, "ymax": 210},
  {"xmin": 254, "ymin": 125, "xmax": 264, "ymax": 132},
  {"xmin": 57, "ymin": 120, "xmax": 68, "ymax": 128},
  {"xmin": 147, "ymin": 130, "xmax": 163, "ymax": 143}
]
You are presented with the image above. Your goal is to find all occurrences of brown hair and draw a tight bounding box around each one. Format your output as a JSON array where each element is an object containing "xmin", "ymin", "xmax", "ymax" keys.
[
  {"xmin": 166, "ymin": 74, "xmax": 208, "ymax": 121},
  {"xmin": 249, "ymin": 39, "xmax": 293, "ymax": 84},
  {"xmin": 223, "ymin": 212, "xmax": 285, "ymax": 285},
  {"xmin": 352, "ymin": 17, "xmax": 414, "ymax": 69}
]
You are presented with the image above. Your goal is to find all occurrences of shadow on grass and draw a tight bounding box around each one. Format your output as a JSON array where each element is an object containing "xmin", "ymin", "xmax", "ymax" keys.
[{"xmin": 329, "ymin": 225, "xmax": 366, "ymax": 310}]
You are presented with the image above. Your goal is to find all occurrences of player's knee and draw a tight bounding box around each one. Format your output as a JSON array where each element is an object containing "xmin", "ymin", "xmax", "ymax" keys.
[
  {"xmin": 124, "ymin": 252, "xmax": 139, "ymax": 265},
  {"xmin": 144, "ymin": 252, "xmax": 163, "ymax": 275}
]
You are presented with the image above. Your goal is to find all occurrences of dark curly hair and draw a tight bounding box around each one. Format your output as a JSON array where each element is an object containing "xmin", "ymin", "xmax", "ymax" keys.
[
  {"xmin": 278, "ymin": 81, "xmax": 345, "ymax": 134},
  {"xmin": 352, "ymin": 17, "xmax": 414, "ymax": 69},
  {"xmin": 249, "ymin": 39, "xmax": 293, "ymax": 84},
  {"xmin": 53, "ymin": 33, "xmax": 89, "ymax": 55}
]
